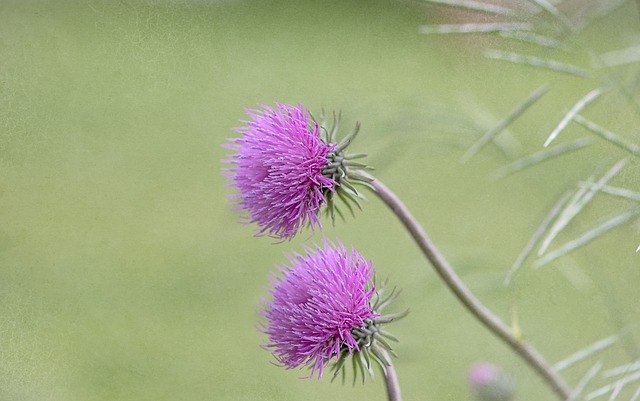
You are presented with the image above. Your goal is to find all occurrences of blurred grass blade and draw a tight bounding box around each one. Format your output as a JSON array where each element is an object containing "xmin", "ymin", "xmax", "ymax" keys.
[
  {"xmin": 499, "ymin": 31, "xmax": 569, "ymax": 50},
  {"xmin": 578, "ymin": 183, "xmax": 640, "ymax": 202},
  {"xmin": 586, "ymin": 369, "xmax": 640, "ymax": 400},
  {"xmin": 534, "ymin": 209, "xmax": 640, "ymax": 268},
  {"xmin": 538, "ymin": 158, "xmax": 627, "ymax": 254},
  {"xmin": 456, "ymin": 94, "xmax": 523, "ymax": 158},
  {"xmin": 525, "ymin": 0, "xmax": 563, "ymax": 16},
  {"xmin": 525, "ymin": 0, "xmax": 575, "ymax": 28},
  {"xmin": 631, "ymin": 385, "xmax": 640, "ymax": 401},
  {"xmin": 596, "ymin": 45, "xmax": 640, "ymax": 68},
  {"xmin": 544, "ymin": 87, "xmax": 606, "ymax": 147},
  {"xmin": 510, "ymin": 304, "xmax": 523, "ymax": 340},
  {"xmin": 505, "ymin": 189, "xmax": 573, "ymax": 285},
  {"xmin": 609, "ymin": 378, "xmax": 624, "ymax": 400},
  {"xmin": 603, "ymin": 361, "xmax": 640, "ymax": 379},
  {"xmin": 576, "ymin": 0, "xmax": 628, "ymax": 30},
  {"xmin": 485, "ymin": 49, "xmax": 590, "ymax": 77},
  {"xmin": 492, "ymin": 137, "xmax": 593, "ymax": 179},
  {"xmin": 567, "ymin": 361, "xmax": 603, "ymax": 401},
  {"xmin": 419, "ymin": 0, "xmax": 517, "ymax": 15},
  {"xmin": 573, "ymin": 114, "xmax": 640, "ymax": 156},
  {"xmin": 463, "ymin": 84, "xmax": 550, "ymax": 162},
  {"xmin": 419, "ymin": 22, "xmax": 532, "ymax": 34},
  {"xmin": 554, "ymin": 335, "xmax": 618, "ymax": 372}
]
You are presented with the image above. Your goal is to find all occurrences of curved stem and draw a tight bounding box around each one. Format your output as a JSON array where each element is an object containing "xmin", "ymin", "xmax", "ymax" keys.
[
  {"xmin": 369, "ymin": 177, "xmax": 572, "ymax": 400},
  {"xmin": 381, "ymin": 350, "xmax": 402, "ymax": 401}
]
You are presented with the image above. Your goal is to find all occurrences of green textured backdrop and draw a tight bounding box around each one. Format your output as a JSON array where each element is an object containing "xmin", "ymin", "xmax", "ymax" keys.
[{"xmin": 1, "ymin": 1, "xmax": 638, "ymax": 400}]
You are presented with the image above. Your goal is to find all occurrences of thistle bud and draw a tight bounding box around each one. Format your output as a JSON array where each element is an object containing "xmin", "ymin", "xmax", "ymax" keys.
[{"xmin": 469, "ymin": 362, "xmax": 515, "ymax": 401}]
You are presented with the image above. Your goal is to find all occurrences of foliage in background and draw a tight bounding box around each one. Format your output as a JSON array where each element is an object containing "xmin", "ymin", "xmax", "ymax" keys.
[{"xmin": 420, "ymin": 1, "xmax": 640, "ymax": 399}]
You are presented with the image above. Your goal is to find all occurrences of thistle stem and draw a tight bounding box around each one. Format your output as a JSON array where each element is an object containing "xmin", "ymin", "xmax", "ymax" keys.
[
  {"xmin": 381, "ymin": 350, "xmax": 402, "ymax": 401},
  {"xmin": 369, "ymin": 177, "xmax": 572, "ymax": 400}
]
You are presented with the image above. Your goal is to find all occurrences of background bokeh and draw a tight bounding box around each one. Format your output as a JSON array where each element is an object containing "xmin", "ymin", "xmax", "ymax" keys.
[{"xmin": 1, "ymin": 1, "xmax": 638, "ymax": 400}]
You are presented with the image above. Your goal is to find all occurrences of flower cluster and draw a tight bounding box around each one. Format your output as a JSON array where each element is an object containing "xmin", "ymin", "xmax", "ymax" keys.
[{"xmin": 223, "ymin": 103, "xmax": 402, "ymax": 382}]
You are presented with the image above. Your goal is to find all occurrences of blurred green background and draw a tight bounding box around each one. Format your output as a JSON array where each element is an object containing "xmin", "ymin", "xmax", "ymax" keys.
[{"xmin": 1, "ymin": 0, "xmax": 638, "ymax": 400}]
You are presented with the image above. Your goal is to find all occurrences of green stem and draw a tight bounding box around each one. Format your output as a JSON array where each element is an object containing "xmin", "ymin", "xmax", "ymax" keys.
[
  {"xmin": 381, "ymin": 349, "xmax": 402, "ymax": 401},
  {"xmin": 369, "ymin": 177, "xmax": 572, "ymax": 400}
]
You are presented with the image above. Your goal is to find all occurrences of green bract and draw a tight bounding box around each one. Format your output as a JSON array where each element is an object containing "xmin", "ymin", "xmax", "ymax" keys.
[{"xmin": 315, "ymin": 111, "xmax": 374, "ymax": 223}]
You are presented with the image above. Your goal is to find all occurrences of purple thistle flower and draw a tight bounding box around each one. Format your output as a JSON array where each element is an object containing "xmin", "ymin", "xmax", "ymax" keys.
[
  {"xmin": 260, "ymin": 240, "xmax": 377, "ymax": 378},
  {"xmin": 223, "ymin": 103, "xmax": 372, "ymax": 240},
  {"xmin": 260, "ymin": 240, "xmax": 405, "ymax": 380},
  {"xmin": 223, "ymin": 103, "xmax": 337, "ymax": 240}
]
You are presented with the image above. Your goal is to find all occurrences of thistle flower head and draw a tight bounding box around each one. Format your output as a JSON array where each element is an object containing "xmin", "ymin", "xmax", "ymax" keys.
[
  {"xmin": 260, "ymin": 240, "xmax": 405, "ymax": 380},
  {"xmin": 223, "ymin": 103, "xmax": 370, "ymax": 240}
]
